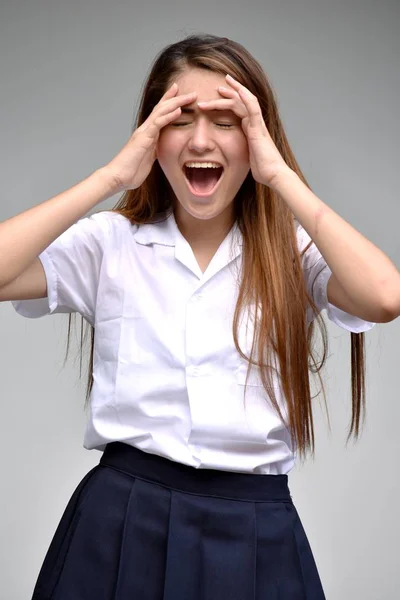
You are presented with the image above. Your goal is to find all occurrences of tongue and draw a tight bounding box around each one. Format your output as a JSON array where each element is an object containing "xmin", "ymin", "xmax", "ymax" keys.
[{"xmin": 188, "ymin": 168, "xmax": 221, "ymax": 193}]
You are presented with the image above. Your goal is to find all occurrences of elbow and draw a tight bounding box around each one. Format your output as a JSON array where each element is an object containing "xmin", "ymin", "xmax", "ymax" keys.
[
  {"xmin": 379, "ymin": 295, "xmax": 400, "ymax": 323},
  {"xmin": 381, "ymin": 306, "xmax": 400, "ymax": 324}
]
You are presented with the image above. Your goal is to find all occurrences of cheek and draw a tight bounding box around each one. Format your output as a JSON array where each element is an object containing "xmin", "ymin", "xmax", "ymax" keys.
[
  {"xmin": 222, "ymin": 128, "xmax": 248, "ymax": 158},
  {"xmin": 155, "ymin": 134, "xmax": 167, "ymax": 163},
  {"xmin": 237, "ymin": 134, "xmax": 250, "ymax": 160},
  {"xmin": 229, "ymin": 137, "xmax": 250, "ymax": 169},
  {"xmin": 156, "ymin": 133, "xmax": 181, "ymax": 167}
]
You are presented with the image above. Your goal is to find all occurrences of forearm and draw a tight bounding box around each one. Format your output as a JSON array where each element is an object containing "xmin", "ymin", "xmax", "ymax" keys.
[
  {"xmin": 272, "ymin": 168, "xmax": 400, "ymax": 316},
  {"xmin": 0, "ymin": 166, "xmax": 119, "ymax": 288}
]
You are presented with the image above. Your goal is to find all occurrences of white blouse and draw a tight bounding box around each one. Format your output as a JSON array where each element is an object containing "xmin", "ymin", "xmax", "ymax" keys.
[{"xmin": 12, "ymin": 210, "xmax": 376, "ymax": 474}]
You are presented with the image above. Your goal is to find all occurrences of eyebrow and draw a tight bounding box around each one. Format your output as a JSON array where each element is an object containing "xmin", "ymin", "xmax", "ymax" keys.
[{"xmin": 180, "ymin": 106, "xmax": 236, "ymax": 117}]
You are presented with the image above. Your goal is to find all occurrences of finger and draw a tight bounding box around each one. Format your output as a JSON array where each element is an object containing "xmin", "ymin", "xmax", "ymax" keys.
[
  {"xmin": 153, "ymin": 106, "xmax": 183, "ymax": 130},
  {"xmin": 143, "ymin": 91, "xmax": 197, "ymax": 138},
  {"xmin": 225, "ymin": 75, "xmax": 264, "ymax": 126},
  {"xmin": 197, "ymin": 98, "xmax": 247, "ymax": 119},
  {"xmin": 138, "ymin": 105, "xmax": 182, "ymax": 141},
  {"xmin": 161, "ymin": 82, "xmax": 179, "ymax": 99},
  {"xmin": 224, "ymin": 74, "xmax": 256, "ymax": 97},
  {"xmin": 150, "ymin": 91, "xmax": 196, "ymax": 127},
  {"xmin": 217, "ymin": 85, "xmax": 241, "ymax": 100},
  {"xmin": 157, "ymin": 91, "xmax": 197, "ymax": 116}
]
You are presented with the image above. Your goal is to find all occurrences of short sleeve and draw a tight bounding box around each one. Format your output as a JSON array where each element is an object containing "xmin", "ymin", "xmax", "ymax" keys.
[
  {"xmin": 296, "ymin": 224, "xmax": 376, "ymax": 333},
  {"xmin": 11, "ymin": 211, "xmax": 112, "ymax": 326}
]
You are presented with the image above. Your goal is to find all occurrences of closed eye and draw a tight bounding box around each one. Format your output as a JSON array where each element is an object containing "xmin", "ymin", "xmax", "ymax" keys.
[{"xmin": 171, "ymin": 122, "xmax": 234, "ymax": 128}]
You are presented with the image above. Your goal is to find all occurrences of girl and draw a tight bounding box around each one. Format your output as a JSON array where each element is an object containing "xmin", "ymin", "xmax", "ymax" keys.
[{"xmin": 2, "ymin": 33, "xmax": 400, "ymax": 600}]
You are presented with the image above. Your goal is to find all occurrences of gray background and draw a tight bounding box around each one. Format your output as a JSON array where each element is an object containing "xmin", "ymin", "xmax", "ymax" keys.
[{"xmin": 0, "ymin": 0, "xmax": 399, "ymax": 598}]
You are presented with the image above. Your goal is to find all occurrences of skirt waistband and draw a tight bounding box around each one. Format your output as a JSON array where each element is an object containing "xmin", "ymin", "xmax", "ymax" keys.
[{"xmin": 100, "ymin": 442, "xmax": 292, "ymax": 502}]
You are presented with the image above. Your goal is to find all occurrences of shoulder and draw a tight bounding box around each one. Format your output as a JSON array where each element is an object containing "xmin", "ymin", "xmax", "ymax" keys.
[
  {"xmin": 85, "ymin": 209, "xmax": 173, "ymax": 248},
  {"xmin": 88, "ymin": 209, "xmax": 136, "ymax": 228},
  {"xmin": 85, "ymin": 210, "xmax": 140, "ymax": 239}
]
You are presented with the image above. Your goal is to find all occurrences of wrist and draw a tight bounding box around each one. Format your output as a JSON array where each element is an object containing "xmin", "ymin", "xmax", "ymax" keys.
[
  {"xmin": 96, "ymin": 165, "xmax": 125, "ymax": 196},
  {"xmin": 269, "ymin": 166, "xmax": 298, "ymax": 192},
  {"xmin": 268, "ymin": 165, "xmax": 298, "ymax": 193}
]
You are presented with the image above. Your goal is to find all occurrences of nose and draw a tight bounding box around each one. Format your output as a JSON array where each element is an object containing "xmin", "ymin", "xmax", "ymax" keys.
[{"xmin": 187, "ymin": 118, "xmax": 216, "ymax": 153}]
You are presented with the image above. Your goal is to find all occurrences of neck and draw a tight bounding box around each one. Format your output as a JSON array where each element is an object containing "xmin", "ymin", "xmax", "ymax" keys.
[{"xmin": 173, "ymin": 203, "xmax": 235, "ymax": 251}]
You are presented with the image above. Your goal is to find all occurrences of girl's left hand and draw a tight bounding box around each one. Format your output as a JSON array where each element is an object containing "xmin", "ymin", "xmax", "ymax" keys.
[{"xmin": 198, "ymin": 74, "xmax": 291, "ymax": 189}]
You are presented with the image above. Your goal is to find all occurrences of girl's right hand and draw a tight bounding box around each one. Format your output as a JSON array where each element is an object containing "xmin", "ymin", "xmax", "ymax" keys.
[{"xmin": 105, "ymin": 83, "xmax": 197, "ymax": 191}]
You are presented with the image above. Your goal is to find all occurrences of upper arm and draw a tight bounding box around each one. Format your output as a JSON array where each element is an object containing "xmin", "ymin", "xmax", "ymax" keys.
[
  {"xmin": 0, "ymin": 257, "xmax": 47, "ymax": 302},
  {"xmin": 8, "ymin": 211, "xmax": 118, "ymax": 322},
  {"xmin": 297, "ymin": 224, "xmax": 376, "ymax": 330}
]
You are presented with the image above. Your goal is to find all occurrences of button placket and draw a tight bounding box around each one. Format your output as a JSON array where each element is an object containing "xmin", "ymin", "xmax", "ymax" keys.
[{"xmin": 186, "ymin": 290, "xmax": 201, "ymax": 378}]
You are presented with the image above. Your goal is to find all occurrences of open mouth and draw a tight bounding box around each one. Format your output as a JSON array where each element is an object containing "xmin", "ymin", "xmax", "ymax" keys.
[{"xmin": 183, "ymin": 164, "xmax": 224, "ymax": 196}]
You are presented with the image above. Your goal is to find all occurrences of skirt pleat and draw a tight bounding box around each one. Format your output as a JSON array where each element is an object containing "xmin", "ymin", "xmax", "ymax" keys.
[
  {"xmin": 254, "ymin": 502, "xmax": 321, "ymax": 598},
  {"xmin": 113, "ymin": 478, "xmax": 171, "ymax": 600},
  {"xmin": 30, "ymin": 442, "xmax": 326, "ymax": 600},
  {"xmin": 163, "ymin": 492, "xmax": 257, "ymax": 600}
]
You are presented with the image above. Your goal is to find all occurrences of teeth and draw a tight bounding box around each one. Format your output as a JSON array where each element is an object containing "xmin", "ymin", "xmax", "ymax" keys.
[{"xmin": 184, "ymin": 162, "xmax": 222, "ymax": 169}]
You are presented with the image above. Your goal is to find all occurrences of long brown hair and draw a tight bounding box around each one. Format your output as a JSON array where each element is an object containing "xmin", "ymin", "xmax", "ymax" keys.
[{"xmin": 64, "ymin": 34, "xmax": 366, "ymax": 461}]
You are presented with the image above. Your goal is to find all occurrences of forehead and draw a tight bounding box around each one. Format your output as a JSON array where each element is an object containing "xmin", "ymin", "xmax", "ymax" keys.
[{"xmin": 173, "ymin": 67, "xmax": 227, "ymax": 99}]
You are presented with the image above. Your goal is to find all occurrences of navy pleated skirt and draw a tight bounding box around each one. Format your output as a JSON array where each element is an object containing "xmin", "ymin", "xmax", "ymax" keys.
[{"xmin": 31, "ymin": 442, "xmax": 326, "ymax": 599}]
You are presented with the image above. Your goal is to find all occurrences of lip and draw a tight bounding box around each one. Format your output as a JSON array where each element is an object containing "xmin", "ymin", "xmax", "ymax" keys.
[{"xmin": 182, "ymin": 165, "xmax": 224, "ymax": 198}]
